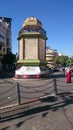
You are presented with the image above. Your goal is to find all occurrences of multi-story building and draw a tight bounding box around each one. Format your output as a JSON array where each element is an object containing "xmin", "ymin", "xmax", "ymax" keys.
[
  {"xmin": 0, "ymin": 17, "xmax": 12, "ymax": 68},
  {"xmin": 46, "ymin": 47, "xmax": 58, "ymax": 68}
]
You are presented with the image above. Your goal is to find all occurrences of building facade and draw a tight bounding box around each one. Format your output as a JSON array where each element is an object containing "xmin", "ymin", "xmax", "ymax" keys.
[
  {"xmin": 46, "ymin": 47, "xmax": 58, "ymax": 68},
  {"xmin": 0, "ymin": 17, "xmax": 12, "ymax": 68}
]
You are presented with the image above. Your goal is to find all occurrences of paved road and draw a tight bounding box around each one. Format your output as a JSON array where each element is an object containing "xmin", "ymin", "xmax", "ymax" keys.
[{"xmin": 0, "ymin": 71, "xmax": 73, "ymax": 130}]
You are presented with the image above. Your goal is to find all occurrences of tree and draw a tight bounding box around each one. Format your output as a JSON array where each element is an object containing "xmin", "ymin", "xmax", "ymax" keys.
[
  {"xmin": 2, "ymin": 52, "xmax": 16, "ymax": 70},
  {"xmin": 67, "ymin": 56, "xmax": 73, "ymax": 66},
  {"xmin": 54, "ymin": 55, "xmax": 69, "ymax": 66}
]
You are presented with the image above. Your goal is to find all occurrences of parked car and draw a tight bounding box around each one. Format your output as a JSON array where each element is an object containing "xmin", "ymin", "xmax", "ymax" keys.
[
  {"xmin": 70, "ymin": 67, "xmax": 73, "ymax": 72},
  {"xmin": 53, "ymin": 67, "xmax": 59, "ymax": 72}
]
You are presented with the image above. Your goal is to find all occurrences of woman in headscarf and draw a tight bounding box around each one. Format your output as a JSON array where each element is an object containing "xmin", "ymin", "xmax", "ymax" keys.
[{"xmin": 66, "ymin": 67, "xmax": 71, "ymax": 83}]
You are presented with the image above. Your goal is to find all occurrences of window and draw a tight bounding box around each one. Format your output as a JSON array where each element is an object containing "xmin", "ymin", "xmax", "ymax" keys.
[
  {"xmin": 0, "ymin": 34, "xmax": 5, "ymax": 39},
  {"xmin": 3, "ymin": 48, "xmax": 5, "ymax": 52},
  {"xmin": 0, "ymin": 45, "xmax": 2, "ymax": 50}
]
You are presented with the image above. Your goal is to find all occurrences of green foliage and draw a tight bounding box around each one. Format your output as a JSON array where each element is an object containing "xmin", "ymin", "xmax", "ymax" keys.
[
  {"xmin": 2, "ymin": 52, "xmax": 16, "ymax": 66},
  {"xmin": 67, "ymin": 56, "xmax": 73, "ymax": 66},
  {"xmin": 54, "ymin": 55, "xmax": 69, "ymax": 66}
]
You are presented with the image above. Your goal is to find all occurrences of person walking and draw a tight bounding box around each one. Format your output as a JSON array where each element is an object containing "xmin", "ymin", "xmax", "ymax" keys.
[
  {"xmin": 66, "ymin": 67, "xmax": 71, "ymax": 83},
  {"xmin": 65, "ymin": 67, "xmax": 67, "ymax": 75}
]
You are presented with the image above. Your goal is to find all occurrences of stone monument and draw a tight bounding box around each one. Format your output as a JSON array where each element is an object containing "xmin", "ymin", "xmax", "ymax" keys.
[{"xmin": 15, "ymin": 16, "xmax": 49, "ymax": 79}]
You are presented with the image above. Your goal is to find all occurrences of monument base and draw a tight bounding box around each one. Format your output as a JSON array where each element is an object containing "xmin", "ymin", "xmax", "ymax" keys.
[{"xmin": 14, "ymin": 66, "xmax": 49, "ymax": 79}]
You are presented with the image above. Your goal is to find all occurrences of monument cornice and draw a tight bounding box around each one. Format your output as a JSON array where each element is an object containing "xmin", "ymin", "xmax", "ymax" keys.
[
  {"xmin": 17, "ymin": 59, "xmax": 47, "ymax": 66},
  {"xmin": 17, "ymin": 32, "xmax": 47, "ymax": 40}
]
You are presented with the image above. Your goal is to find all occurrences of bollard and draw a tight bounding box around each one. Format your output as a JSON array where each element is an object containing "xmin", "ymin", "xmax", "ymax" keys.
[
  {"xmin": 16, "ymin": 83, "xmax": 21, "ymax": 105},
  {"xmin": 53, "ymin": 78, "xmax": 57, "ymax": 95}
]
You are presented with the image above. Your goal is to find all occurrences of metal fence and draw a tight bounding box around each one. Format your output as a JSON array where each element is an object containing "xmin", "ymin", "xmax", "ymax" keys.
[
  {"xmin": 0, "ymin": 78, "xmax": 73, "ymax": 109},
  {"xmin": 56, "ymin": 78, "xmax": 73, "ymax": 94},
  {"xmin": 0, "ymin": 78, "xmax": 73, "ymax": 120},
  {"xmin": 0, "ymin": 79, "xmax": 55, "ymax": 109},
  {"xmin": 0, "ymin": 84, "xmax": 17, "ymax": 109}
]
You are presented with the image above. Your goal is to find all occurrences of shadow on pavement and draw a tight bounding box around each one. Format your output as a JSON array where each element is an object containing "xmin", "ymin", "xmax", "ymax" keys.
[{"xmin": 0, "ymin": 92, "xmax": 73, "ymax": 123}]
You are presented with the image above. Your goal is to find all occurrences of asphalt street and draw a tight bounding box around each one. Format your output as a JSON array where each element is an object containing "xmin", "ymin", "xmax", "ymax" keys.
[{"xmin": 0, "ymin": 71, "xmax": 73, "ymax": 130}]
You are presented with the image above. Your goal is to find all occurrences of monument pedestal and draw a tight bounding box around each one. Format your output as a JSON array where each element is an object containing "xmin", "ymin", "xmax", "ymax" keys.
[{"xmin": 15, "ymin": 66, "xmax": 49, "ymax": 79}]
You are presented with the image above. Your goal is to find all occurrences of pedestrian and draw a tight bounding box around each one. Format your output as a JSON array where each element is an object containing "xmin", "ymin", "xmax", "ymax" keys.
[
  {"xmin": 65, "ymin": 67, "xmax": 68, "ymax": 75},
  {"xmin": 66, "ymin": 67, "xmax": 71, "ymax": 83}
]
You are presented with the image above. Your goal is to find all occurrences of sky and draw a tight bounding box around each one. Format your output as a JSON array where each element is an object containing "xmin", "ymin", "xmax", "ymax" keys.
[{"xmin": 0, "ymin": 0, "xmax": 73, "ymax": 57}]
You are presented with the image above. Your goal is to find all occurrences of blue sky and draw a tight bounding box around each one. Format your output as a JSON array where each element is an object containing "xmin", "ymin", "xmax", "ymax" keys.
[{"xmin": 0, "ymin": 0, "xmax": 73, "ymax": 56}]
